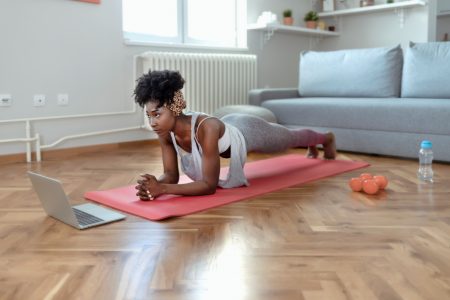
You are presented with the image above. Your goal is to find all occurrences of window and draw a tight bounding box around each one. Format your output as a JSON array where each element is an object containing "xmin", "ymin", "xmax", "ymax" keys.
[{"xmin": 122, "ymin": 0, "xmax": 247, "ymax": 49}]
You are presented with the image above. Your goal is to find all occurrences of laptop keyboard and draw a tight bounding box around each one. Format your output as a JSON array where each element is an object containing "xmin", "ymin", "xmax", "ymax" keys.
[{"xmin": 73, "ymin": 208, "xmax": 104, "ymax": 226}]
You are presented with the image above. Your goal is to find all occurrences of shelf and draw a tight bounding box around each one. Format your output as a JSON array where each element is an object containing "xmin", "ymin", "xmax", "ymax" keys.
[
  {"xmin": 247, "ymin": 23, "xmax": 339, "ymax": 50},
  {"xmin": 437, "ymin": 11, "xmax": 450, "ymax": 18},
  {"xmin": 318, "ymin": 0, "xmax": 426, "ymax": 18},
  {"xmin": 247, "ymin": 23, "xmax": 340, "ymax": 37}
]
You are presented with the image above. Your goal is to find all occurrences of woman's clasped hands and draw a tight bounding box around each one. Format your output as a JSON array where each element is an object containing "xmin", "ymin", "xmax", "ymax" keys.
[{"xmin": 135, "ymin": 174, "xmax": 163, "ymax": 201}]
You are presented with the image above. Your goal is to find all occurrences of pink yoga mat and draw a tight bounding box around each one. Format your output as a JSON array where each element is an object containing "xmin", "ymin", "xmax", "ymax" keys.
[{"xmin": 84, "ymin": 154, "xmax": 369, "ymax": 220}]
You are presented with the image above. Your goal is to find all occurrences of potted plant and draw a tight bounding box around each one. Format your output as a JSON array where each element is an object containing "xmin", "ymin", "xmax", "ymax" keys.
[
  {"xmin": 283, "ymin": 9, "xmax": 293, "ymax": 26},
  {"xmin": 304, "ymin": 11, "xmax": 319, "ymax": 29}
]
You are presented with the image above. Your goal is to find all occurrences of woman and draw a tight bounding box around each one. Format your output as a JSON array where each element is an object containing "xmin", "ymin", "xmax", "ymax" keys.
[{"xmin": 134, "ymin": 70, "xmax": 336, "ymax": 200}]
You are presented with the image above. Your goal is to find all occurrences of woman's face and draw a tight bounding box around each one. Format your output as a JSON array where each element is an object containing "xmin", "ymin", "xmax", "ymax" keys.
[{"xmin": 145, "ymin": 101, "xmax": 176, "ymax": 135}]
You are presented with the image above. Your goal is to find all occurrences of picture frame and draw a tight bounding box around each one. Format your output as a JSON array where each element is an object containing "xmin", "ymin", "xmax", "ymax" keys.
[{"xmin": 322, "ymin": 0, "xmax": 336, "ymax": 12}]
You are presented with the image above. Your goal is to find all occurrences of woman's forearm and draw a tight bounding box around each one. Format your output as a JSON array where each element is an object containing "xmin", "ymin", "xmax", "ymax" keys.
[
  {"xmin": 161, "ymin": 181, "xmax": 216, "ymax": 196},
  {"xmin": 157, "ymin": 173, "xmax": 179, "ymax": 184}
]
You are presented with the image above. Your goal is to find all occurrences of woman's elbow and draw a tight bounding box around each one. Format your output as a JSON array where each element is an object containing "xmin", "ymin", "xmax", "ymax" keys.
[
  {"xmin": 204, "ymin": 183, "xmax": 217, "ymax": 195},
  {"xmin": 167, "ymin": 173, "xmax": 179, "ymax": 184}
]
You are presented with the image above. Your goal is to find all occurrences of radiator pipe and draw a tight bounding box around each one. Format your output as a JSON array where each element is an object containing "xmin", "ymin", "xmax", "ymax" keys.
[
  {"xmin": 26, "ymin": 120, "xmax": 31, "ymax": 163},
  {"xmin": 40, "ymin": 125, "xmax": 148, "ymax": 150},
  {"xmin": 36, "ymin": 134, "xmax": 41, "ymax": 162}
]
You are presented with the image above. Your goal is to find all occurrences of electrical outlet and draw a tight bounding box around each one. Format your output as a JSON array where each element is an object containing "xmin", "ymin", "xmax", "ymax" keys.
[
  {"xmin": 33, "ymin": 94, "xmax": 46, "ymax": 107},
  {"xmin": 57, "ymin": 93, "xmax": 69, "ymax": 106},
  {"xmin": 0, "ymin": 94, "xmax": 12, "ymax": 107}
]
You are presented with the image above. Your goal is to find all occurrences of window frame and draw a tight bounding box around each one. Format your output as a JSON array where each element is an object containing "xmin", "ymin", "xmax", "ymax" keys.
[{"xmin": 122, "ymin": 0, "xmax": 247, "ymax": 50}]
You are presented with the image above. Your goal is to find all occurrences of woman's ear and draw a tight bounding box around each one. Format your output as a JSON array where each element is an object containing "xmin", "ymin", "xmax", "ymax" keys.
[
  {"xmin": 162, "ymin": 105, "xmax": 175, "ymax": 117},
  {"xmin": 161, "ymin": 106, "xmax": 177, "ymax": 118}
]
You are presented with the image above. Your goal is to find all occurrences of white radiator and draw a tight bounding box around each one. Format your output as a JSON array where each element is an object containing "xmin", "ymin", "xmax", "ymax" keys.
[{"xmin": 139, "ymin": 51, "xmax": 257, "ymax": 115}]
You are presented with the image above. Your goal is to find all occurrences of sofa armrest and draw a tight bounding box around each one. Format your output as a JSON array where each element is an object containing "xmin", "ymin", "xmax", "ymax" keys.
[{"xmin": 248, "ymin": 88, "xmax": 300, "ymax": 106}]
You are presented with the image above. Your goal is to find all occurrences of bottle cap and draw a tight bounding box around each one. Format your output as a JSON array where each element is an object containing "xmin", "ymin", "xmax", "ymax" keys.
[{"xmin": 421, "ymin": 140, "xmax": 432, "ymax": 149}]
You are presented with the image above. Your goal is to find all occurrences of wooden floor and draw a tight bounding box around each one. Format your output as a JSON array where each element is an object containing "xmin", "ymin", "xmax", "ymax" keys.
[{"xmin": 1, "ymin": 144, "xmax": 450, "ymax": 300}]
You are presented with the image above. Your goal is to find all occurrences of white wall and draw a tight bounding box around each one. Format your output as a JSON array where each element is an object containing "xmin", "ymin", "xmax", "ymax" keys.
[
  {"xmin": 436, "ymin": 0, "xmax": 450, "ymax": 40},
  {"xmin": 0, "ymin": 0, "xmax": 435, "ymax": 156},
  {"xmin": 437, "ymin": 16, "xmax": 450, "ymax": 41},
  {"xmin": 317, "ymin": 4, "xmax": 432, "ymax": 51},
  {"xmin": 0, "ymin": 0, "xmax": 146, "ymax": 155},
  {"xmin": 247, "ymin": 0, "xmax": 318, "ymax": 88}
]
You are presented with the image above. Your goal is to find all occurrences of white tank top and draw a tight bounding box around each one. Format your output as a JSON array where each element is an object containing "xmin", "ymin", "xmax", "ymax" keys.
[
  {"xmin": 195, "ymin": 116, "xmax": 231, "ymax": 153},
  {"xmin": 170, "ymin": 112, "xmax": 248, "ymax": 188}
]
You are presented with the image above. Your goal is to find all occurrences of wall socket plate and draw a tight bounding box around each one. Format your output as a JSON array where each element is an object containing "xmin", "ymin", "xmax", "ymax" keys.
[
  {"xmin": 33, "ymin": 94, "xmax": 46, "ymax": 107},
  {"xmin": 0, "ymin": 94, "xmax": 12, "ymax": 107},
  {"xmin": 57, "ymin": 94, "xmax": 69, "ymax": 106}
]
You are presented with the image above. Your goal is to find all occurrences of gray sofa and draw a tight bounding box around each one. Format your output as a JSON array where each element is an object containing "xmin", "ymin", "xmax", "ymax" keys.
[{"xmin": 249, "ymin": 42, "xmax": 450, "ymax": 162}]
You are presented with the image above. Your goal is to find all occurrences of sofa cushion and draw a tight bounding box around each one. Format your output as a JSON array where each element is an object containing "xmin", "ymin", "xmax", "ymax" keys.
[
  {"xmin": 402, "ymin": 41, "xmax": 450, "ymax": 98},
  {"xmin": 299, "ymin": 46, "xmax": 403, "ymax": 98},
  {"xmin": 261, "ymin": 97, "xmax": 450, "ymax": 135},
  {"xmin": 213, "ymin": 104, "xmax": 277, "ymax": 123}
]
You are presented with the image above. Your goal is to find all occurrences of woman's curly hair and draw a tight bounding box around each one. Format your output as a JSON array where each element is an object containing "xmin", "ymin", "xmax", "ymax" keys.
[{"xmin": 134, "ymin": 70, "xmax": 185, "ymax": 108}]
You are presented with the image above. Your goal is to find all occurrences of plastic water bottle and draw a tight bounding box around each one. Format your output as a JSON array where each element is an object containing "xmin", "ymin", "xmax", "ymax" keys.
[{"xmin": 417, "ymin": 140, "xmax": 433, "ymax": 182}]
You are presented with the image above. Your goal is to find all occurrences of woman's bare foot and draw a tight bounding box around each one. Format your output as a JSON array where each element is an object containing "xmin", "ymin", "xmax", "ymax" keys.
[
  {"xmin": 323, "ymin": 132, "xmax": 337, "ymax": 160},
  {"xmin": 306, "ymin": 146, "xmax": 319, "ymax": 158}
]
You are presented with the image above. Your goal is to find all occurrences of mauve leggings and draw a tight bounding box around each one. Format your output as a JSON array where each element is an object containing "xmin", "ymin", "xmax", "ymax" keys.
[{"xmin": 221, "ymin": 113, "xmax": 326, "ymax": 153}]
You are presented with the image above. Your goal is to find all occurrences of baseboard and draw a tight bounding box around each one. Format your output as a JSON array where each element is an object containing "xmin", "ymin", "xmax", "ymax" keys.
[{"xmin": 0, "ymin": 139, "xmax": 159, "ymax": 165}]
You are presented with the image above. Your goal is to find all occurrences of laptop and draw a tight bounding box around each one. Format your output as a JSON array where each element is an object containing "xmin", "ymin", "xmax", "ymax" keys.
[{"xmin": 28, "ymin": 171, "xmax": 126, "ymax": 229}]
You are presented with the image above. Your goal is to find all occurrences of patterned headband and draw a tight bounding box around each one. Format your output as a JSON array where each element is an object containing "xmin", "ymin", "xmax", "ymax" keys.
[{"xmin": 165, "ymin": 90, "xmax": 186, "ymax": 116}]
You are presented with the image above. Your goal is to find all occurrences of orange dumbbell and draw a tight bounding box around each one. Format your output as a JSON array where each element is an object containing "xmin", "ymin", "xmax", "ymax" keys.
[{"xmin": 348, "ymin": 173, "xmax": 388, "ymax": 195}]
